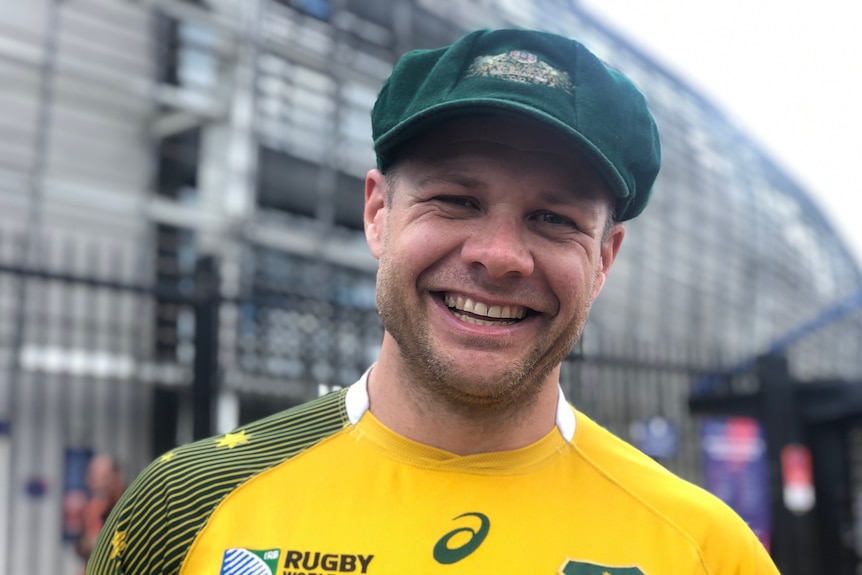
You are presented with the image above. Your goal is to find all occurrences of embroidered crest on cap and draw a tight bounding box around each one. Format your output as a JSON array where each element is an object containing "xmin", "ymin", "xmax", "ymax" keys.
[{"xmin": 465, "ymin": 50, "xmax": 573, "ymax": 93}]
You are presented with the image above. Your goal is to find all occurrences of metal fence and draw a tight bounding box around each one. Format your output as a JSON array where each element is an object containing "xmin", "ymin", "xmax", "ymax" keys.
[
  {"xmin": 0, "ymin": 228, "xmax": 163, "ymax": 574},
  {"xmin": 0, "ymin": 228, "xmax": 389, "ymax": 574},
  {"xmin": 1, "ymin": 229, "xmax": 718, "ymax": 574},
  {"xmin": 0, "ymin": 216, "xmax": 759, "ymax": 575}
]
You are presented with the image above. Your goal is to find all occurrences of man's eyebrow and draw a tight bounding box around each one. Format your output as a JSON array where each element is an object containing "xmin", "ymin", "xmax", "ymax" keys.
[
  {"xmin": 415, "ymin": 172, "xmax": 484, "ymax": 190},
  {"xmin": 534, "ymin": 187, "xmax": 607, "ymax": 215}
]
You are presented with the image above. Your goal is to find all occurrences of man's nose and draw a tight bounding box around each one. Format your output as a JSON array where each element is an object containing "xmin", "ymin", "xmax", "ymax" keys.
[{"xmin": 460, "ymin": 215, "xmax": 535, "ymax": 278}]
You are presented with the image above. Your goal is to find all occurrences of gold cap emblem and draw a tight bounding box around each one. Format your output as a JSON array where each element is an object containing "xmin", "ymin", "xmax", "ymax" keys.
[{"xmin": 465, "ymin": 50, "xmax": 573, "ymax": 93}]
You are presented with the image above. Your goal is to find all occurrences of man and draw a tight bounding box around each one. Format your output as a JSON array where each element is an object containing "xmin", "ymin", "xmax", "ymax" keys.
[
  {"xmin": 76, "ymin": 454, "xmax": 126, "ymax": 565},
  {"xmin": 87, "ymin": 29, "xmax": 780, "ymax": 574}
]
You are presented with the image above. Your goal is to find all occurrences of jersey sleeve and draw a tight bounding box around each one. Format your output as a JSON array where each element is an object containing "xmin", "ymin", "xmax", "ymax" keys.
[
  {"xmin": 85, "ymin": 452, "xmax": 185, "ymax": 575},
  {"xmin": 86, "ymin": 390, "xmax": 351, "ymax": 575}
]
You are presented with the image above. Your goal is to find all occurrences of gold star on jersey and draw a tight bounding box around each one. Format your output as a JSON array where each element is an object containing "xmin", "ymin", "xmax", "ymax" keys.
[
  {"xmin": 109, "ymin": 530, "xmax": 127, "ymax": 559},
  {"xmin": 216, "ymin": 430, "xmax": 250, "ymax": 449}
]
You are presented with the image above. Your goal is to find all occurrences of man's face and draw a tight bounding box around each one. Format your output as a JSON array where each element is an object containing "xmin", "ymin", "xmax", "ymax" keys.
[{"xmin": 364, "ymin": 116, "xmax": 624, "ymax": 413}]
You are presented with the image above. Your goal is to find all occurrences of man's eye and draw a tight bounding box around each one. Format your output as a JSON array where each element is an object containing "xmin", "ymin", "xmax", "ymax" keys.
[
  {"xmin": 537, "ymin": 212, "xmax": 574, "ymax": 226},
  {"xmin": 437, "ymin": 196, "xmax": 477, "ymax": 208}
]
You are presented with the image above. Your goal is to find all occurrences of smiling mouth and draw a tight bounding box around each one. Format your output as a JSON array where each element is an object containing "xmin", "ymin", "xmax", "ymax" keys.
[{"xmin": 442, "ymin": 293, "xmax": 529, "ymax": 326}]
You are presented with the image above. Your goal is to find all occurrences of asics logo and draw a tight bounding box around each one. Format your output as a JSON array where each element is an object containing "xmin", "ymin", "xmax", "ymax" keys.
[{"xmin": 432, "ymin": 512, "xmax": 491, "ymax": 565}]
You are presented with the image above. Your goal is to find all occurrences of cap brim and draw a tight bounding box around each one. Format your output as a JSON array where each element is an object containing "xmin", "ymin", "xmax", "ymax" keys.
[{"xmin": 374, "ymin": 97, "xmax": 630, "ymax": 208}]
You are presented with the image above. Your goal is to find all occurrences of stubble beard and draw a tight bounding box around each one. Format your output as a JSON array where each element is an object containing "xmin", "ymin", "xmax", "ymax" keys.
[{"xmin": 374, "ymin": 251, "xmax": 593, "ymax": 421}]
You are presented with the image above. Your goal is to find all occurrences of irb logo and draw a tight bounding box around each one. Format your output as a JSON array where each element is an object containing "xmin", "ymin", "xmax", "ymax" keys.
[{"xmin": 219, "ymin": 548, "xmax": 281, "ymax": 575}]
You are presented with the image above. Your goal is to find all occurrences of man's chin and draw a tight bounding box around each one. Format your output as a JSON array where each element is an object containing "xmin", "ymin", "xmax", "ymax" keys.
[{"xmin": 417, "ymin": 360, "xmax": 542, "ymax": 409}]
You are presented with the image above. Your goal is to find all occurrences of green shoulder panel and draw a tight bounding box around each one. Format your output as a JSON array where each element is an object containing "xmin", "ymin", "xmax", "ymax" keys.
[{"xmin": 86, "ymin": 389, "xmax": 350, "ymax": 575}]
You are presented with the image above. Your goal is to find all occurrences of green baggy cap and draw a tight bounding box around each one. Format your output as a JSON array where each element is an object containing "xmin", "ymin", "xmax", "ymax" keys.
[{"xmin": 371, "ymin": 28, "xmax": 661, "ymax": 221}]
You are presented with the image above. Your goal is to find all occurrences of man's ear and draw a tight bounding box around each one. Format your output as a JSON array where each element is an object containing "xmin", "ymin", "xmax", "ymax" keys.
[
  {"xmin": 591, "ymin": 223, "xmax": 625, "ymax": 301},
  {"xmin": 364, "ymin": 168, "xmax": 388, "ymax": 260}
]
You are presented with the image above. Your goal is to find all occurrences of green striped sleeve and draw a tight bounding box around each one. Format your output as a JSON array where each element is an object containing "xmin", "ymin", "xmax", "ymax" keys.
[{"xmin": 86, "ymin": 389, "xmax": 350, "ymax": 575}]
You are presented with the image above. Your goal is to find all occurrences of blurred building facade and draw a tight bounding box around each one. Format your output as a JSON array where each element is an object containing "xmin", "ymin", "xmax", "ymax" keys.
[{"xmin": 2, "ymin": 0, "xmax": 862, "ymax": 573}]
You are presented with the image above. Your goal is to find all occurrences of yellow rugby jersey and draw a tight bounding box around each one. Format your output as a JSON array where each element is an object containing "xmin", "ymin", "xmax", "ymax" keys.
[{"xmin": 88, "ymin": 374, "xmax": 779, "ymax": 575}]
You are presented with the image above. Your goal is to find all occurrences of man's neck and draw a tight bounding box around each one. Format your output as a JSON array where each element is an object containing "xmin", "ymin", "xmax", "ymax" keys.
[{"xmin": 365, "ymin": 354, "xmax": 562, "ymax": 456}]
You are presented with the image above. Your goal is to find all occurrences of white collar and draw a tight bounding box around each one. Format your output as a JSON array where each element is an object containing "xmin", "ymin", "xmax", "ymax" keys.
[{"xmin": 344, "ymin": 366, "xmax": 576, "ymax": 442}]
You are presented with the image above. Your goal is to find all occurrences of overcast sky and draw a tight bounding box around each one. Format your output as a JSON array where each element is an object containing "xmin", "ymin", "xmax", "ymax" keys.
[{"xmin": 579, "ymin": 1, "xmax": 862, "ymax": 265}]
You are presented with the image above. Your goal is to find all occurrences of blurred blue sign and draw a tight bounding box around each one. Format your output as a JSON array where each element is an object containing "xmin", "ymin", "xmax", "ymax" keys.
[
  {"xmin": 701, "ymin": 417, "xmax": 772, "ymax": 551},
  {"xmin": 630, "ymin": 416, "xmax": 679, "ymax": 459}
]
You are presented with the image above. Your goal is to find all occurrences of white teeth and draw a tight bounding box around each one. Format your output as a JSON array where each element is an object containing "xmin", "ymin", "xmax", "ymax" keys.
[
  {"xmin": 443, "ymin": 294, "xmax": 527, "ymax": 320},
  {"xmin": 457, "ymin": 314, "xmax": 501, "ymax": 327}
]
